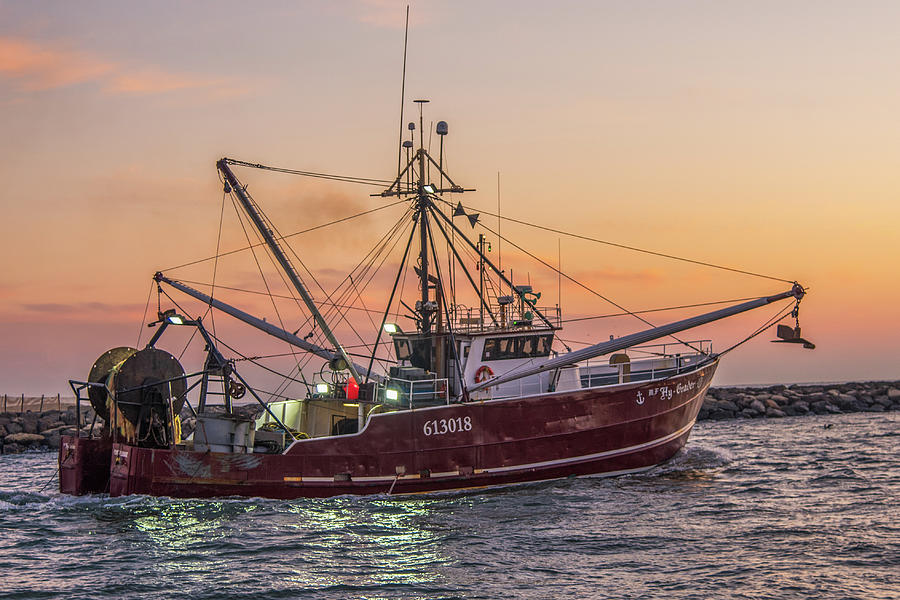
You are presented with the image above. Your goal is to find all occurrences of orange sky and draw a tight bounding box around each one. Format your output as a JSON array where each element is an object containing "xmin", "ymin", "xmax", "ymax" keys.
[{"xmin": 1, "ymin": 1, "xmax": 898, "ymax": 395}]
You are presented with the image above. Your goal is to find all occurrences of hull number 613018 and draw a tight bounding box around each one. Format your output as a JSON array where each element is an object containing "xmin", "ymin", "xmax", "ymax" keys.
[{"xmin": 423, "ymin": 417, "xmax": 473, "ymax": 436}]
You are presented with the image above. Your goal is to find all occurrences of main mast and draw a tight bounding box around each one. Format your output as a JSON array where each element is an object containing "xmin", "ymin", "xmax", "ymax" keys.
[
  {"xmin": 377, "ymin": 99, "xmax": 474, "ymax": 338},
  {"xmin": 414, "ymin": 100, "xmax": 432, "ymax": 335}
]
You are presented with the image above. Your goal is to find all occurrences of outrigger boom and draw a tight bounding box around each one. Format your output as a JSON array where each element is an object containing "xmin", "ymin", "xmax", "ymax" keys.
[
  {"xmin": 153, "ymin": 273, "xmax": 385, "ymax": 384},
  {"xmin": 470, "ymin": 284, "xmax": 806, "ymax": 393}
]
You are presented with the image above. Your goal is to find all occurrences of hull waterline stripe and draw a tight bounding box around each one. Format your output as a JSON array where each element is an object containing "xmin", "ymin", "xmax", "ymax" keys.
[{"xmin": 393, "ymin": 464, "xmax": 658, "ymax": 496}]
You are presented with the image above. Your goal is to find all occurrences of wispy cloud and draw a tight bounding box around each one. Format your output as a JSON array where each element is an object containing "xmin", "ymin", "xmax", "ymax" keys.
[
  {"xmin": 333, "ymin": 0, "xmax": 429, "ymax": 29},
  {"xmin": 0, "ymin": 36, "xmax": 247, "ymax": 97},
  {"xmin": 105, "ymin": 68, "xmax": 246, "ymax": 98},
  {"xmin": 0, "ymin": 37, "xmax": 113, "ymax": 91},
  {"xmin": 22, "ymin": 301, "xmax": 145, "ymax": 314},
  {"xmin": 356, "ymin": 0, "xmax": 410, "ymax": 28}
]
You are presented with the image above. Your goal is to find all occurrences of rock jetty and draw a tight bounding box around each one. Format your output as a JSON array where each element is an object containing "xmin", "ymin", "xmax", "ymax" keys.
[
  {"xmin": 699, "ymin": 381, "xmax": 900, "ymax": 420},
  {"xmin": 0, "ymin": 405, "xmax": 97, "ymax": 455},
  {"xmin": 1, "ymin": 381, "xmax": 897, "ymax": 454}
]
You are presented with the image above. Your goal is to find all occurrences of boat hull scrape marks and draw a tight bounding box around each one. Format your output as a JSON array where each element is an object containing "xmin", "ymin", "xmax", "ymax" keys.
[{"xmin": 172, "ymin": 453, "xmax": 213, "ymax": 479}]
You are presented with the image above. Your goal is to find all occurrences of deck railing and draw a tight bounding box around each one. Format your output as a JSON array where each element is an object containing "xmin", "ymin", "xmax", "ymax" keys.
[
  {"xmin": 379, "ymin": 377, "xmax": 450, "ymax": 409},
  {"xmin": 486, "ymin": 340, "xmax": 714, "ymax": 400},
  {"xmin": 449, "ymin": 304, "xmax": 562, "ymax": 333}
]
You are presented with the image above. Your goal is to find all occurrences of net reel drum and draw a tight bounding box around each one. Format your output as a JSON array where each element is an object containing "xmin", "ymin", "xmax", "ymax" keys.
[
  {"xmin": 87, "ymin": 346, "xmax": 138, "ymax": 421},
  {"xmin": 101, "ymin": 347, "xmax": 187, "ymax": 448}
]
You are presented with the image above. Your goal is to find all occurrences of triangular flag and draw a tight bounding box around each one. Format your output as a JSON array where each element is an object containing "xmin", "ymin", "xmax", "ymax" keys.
[
  {"xmin": 453, "ymin": 202, "xmax": 466, "ymax": 217},
  {"xmin": 467, "ymin": 213, "xmax": 480, "ymax": 228}
]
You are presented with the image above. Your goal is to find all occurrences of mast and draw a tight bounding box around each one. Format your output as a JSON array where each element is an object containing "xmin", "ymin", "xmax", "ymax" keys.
[
  {"xmin": 414, "ymin": 99, "xmax": 431, "ymax": 335},
  {"xmin": 374, "ymin": 101, "xmax": 477, "ymax": 378},
  {"xmin": 216, "ymin": 159, "xmax": 362, "ymax": 384}
]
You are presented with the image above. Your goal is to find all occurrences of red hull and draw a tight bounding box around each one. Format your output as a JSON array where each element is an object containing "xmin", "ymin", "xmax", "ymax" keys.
[
  {"xmin": 59, "ymin": 436, "xmax": 112, "ymax": 495},
  {"xmin": 63, "ymin": 363, "xmax": 716, "ymax": 498}
]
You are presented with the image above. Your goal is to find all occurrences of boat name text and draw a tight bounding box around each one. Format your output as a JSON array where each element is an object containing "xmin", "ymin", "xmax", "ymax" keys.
[{"xmin": 637, "ymin": 381, "xmax": 696, "ymax": 404}]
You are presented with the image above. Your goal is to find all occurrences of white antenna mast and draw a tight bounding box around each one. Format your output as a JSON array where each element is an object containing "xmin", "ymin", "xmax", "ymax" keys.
[{"xmin": 396, "ymin": 5, "xmax": 410, "ymax": 181}]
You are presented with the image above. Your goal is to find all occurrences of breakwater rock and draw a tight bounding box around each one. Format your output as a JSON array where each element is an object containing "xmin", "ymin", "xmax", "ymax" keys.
[
  {"xmin": 0, "ymin": 406, "xmax": 96, "ymax": 454},
  {"xmin": 699, "ymin": 381, "xmax": 900, "ymax": 421}
]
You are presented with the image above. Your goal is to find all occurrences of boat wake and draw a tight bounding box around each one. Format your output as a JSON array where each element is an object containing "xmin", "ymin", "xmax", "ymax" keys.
[{"xmin": 644, "ymin": 444, "xmax": 734, "ymax": 480}]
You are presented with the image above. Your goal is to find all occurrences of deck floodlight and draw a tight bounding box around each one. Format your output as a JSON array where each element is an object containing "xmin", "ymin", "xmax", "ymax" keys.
[
  {"xmin": 383, "ymin": 323, "xmax": 401, "ymax": 334},
  {"xmin": 385, "ymin": 388, "xmax": 400, "ymax": 401},
  {"xmin": 423, "ymin": 184, "xmax": 436, "ymax": 194},
  {"xmin": 158, "ymin": 308, "xmax": 185, "ymax": 325},
  {"xmin": 315, "ymin": 382, "xmax": 330, "ymax": 395}
]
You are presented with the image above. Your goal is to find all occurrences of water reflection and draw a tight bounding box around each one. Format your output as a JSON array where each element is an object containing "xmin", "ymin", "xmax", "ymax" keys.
[
  {"xmin": 81, "ymin": 493, "xmax": 464, "ymax": 595},
  {"xmin": 276, "ymin": 497, "xmax": 453, "ymax": 590}
]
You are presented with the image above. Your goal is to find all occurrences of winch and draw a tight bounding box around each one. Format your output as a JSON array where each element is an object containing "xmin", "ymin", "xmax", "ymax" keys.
[{"xmin": 89, "ymin": 347, "xmax": 186, "ymax": 448}]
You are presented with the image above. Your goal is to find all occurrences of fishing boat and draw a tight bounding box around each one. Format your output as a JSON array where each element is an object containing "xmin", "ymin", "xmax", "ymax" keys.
[{"xmin": 58, "ymin": 101, "xmax": 811, "ymax": 499}]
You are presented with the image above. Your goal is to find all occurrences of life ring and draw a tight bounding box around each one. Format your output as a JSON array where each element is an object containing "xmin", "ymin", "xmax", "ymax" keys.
[{"xmin": 474, "ymin": 365, "xmax": 494, "ymax": 383}]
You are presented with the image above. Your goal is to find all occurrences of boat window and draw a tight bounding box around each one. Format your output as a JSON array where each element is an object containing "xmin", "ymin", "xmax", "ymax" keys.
[
  {"xmin": 536, "ymin": 334, "xmax": 553, "ymax": 356},
  {"xmin": 409, "ymin": 338, "xmax": 432, "ymax": 371},
  {"xmin": 482, "ymin": 338, "xmax": 499, "ymax": 360},
  {"xmin": 394, "ymin": 338, "xmax": 411, "ymax": 361},
  {"xmin": 481, "ymin": 334, "xmax": 555, "ymax": 360},
  {"xmin": 520, "ymin": 336, "xmax": 535, "ymax": 356}
]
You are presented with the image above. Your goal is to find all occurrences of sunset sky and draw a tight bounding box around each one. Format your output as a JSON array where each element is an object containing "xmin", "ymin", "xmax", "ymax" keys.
[{"xmin": 1, "ymin": 1, "xmax": 898, "ymax": 396}]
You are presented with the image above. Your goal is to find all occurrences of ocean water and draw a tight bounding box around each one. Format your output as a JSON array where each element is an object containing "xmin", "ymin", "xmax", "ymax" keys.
[{"xmin": 1, "ymin": 412, "xmax": 897, "ymax": 600}]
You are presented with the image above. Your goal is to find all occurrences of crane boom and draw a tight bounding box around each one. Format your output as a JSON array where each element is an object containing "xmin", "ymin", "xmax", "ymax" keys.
[
  {"xmin": 217, "ymin": 158, "xmax": 362, "ymax": 384},
  {"xmin": 469, "ymin": 284, "xmax": 805, "ymax": 393},
  {"xmin": 154, "ymin": 274, "xmax": 384, "ymax": 383}
]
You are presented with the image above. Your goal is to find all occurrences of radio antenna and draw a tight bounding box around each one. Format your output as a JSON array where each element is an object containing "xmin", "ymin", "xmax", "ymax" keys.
[{"xmin": 396, "ymin": 5, "xmax": 410, "ymax": 181}]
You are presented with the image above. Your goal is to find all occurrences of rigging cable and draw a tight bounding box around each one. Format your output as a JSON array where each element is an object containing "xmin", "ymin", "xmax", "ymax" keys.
[
  {"xmin": 169, "ymin": 280, "xmax": 389, "ymax": 316},
  {"xmin": 429, "ymin": 209, "xmax": 500, "ymax": 326},
  {"xmin": 208, "ymin": 331, "xmax": 315, "ymax": 391},
  {"xmin": 273, "ymin": 209, "xmax": 415, "ymax": 391},
  {"xmin": 560, "ymin": 296, "xmax": 762, "ymax": 324},
  {"xmin": 232, "ymin": 346, "xmax": 394, "ymax": 364},
  {"xmin": 162, "ymin": 199, "xmax": 407, "ymax": 272},
  {"xmin": 135, "ymin": 280, "xmax": 154, "ymax": 348},
  {"xmin": 474, "ymin": 218, "xmax": 703, "ymax": 353},
  {"xmin": 224, "ymin": 158, "xmax": 401, "ymax": 187},
  {"xmin": 208, "ymin": 189, "xmax": 229, "ymax": 338},
  {"xmin": 262, "ymin": 198, "xmax": 412, "ymax": 357},
  {"xmin": 717, "ymin": 303, "xmax": 796, "ymax": 358},
  {"xmin": 364, "ymin": 215, "xmax": 418, "ymax": 381},
  {"xmin": 283, "ymin": 208, "xmax": 414, "ymax": 376},
  {"xmin": 228, "ymin": 193, "xmax": 308, "ymax": 399},
  {"xmin": 313, "ymin": 208, "xmax": 412, "ymax": 327},
  {"xmin": 424, "ymin": 215, "xmax": 468, "ymax": 396},
  {"xmin": 455, "ymin": 203, "xmax": 795, "ymax": 285}
]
